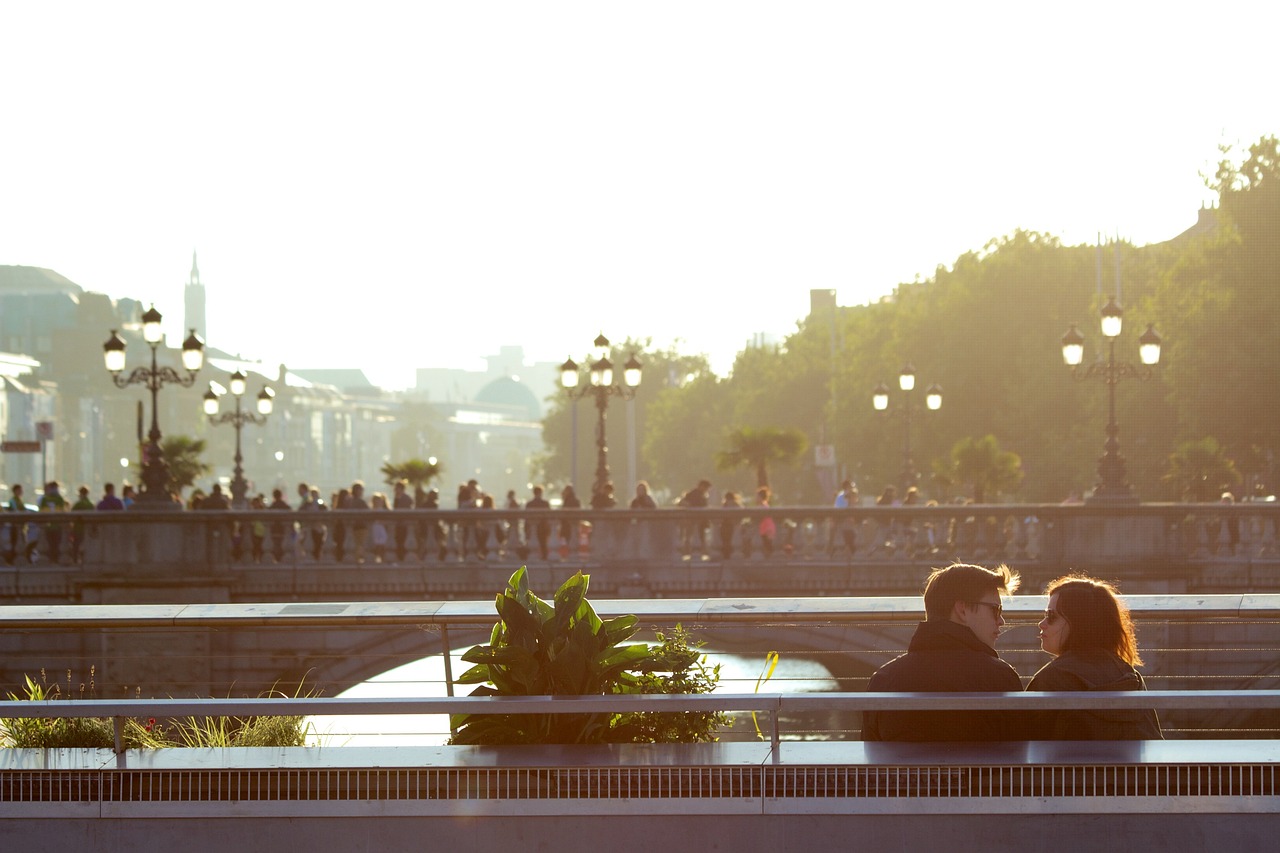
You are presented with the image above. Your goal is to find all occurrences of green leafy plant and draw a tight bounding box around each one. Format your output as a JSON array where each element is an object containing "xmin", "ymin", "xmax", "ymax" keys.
[
  {"xmin": 609, "ymin": 625, "xmax": 731, "ymax": 744},
  {"xmin": 450, "ymin": 567, "xmax": 726, "ymax": 745},
  {"xmin": 166, "ymin": 683, "xmax": 313, "ymax": 748},
  {"xmin": 0, "ymin": 668, "xmax": 312, "ymax": 749}
]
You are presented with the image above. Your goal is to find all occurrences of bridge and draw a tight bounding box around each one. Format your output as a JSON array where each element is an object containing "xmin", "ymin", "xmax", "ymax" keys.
[
  {"xmin": 1, "ymin": 595, "xmax": 1277, "ymax": 733},
  {"xmin": 2, "ymin": 502, "xmax": 1277, "ymax": 608},
  {"xmin": 2, "ymin": 598, "xmax": 1279, "ymax": 850}
]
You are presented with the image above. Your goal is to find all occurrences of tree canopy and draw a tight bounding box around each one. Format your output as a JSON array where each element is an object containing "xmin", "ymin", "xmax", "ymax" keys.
[{"xmin": 533, "ymin": 136, "xmax": 1280, "ymax": 504}]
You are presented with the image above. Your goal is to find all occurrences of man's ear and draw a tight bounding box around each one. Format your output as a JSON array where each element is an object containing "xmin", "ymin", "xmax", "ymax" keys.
[{"xmin": 950, "ymin": 600, "xmax": 970, "ymax": 625}]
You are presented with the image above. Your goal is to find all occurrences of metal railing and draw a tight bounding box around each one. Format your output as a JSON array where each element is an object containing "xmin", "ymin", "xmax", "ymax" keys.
[
  {"xmin": 4, "ymin": 691, "xmax": 1279, "ymax": 755},
  {"xmin": 3, "ymin": 594, "xmax": 1280, "ymax": 743}
]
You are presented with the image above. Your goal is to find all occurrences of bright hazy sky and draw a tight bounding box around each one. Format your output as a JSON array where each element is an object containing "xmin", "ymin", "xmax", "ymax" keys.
[{"xmin": 2, "ymin": 2, "xmax": 1275, "ymax": 390}]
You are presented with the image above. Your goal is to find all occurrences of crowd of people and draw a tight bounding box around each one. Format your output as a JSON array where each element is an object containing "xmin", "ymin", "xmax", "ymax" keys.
[{"xmin": 3, "ymin": 480, "xmax": 131, "ymax": 565}]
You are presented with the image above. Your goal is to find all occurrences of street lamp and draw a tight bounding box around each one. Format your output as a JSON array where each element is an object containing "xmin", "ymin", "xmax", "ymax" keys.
[
  {"xmin": 103, "ymin": 306, "xmax": 204, "ymax": 504},
  {"xmin": 560, "ymin": 333, "xmax": 642, "ymax": 509},
  {"xmin": 872, "ymin": 363, "xmax": 942, "ymax": 491},
  {"xmin": 1061, "ymin": 296, "xmax": 1162, "ymax": 502},
  {"xmin": 203, "ymin": 371, "xmax": 275, "ymax": 508}
]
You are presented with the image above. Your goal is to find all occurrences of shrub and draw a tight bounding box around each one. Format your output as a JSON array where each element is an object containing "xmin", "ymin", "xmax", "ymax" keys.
[
  {"xmin": 0, "ymin": 668, "xmax": 312, "ymax": 749},
  {"xmin": 449, "ymin": 567, "xmax": 726, "ymax": 745}
]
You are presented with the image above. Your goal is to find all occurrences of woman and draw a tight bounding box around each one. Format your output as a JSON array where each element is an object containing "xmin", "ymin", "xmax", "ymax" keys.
[
  {"xmin": 1027, "ymin": 575, "xmax": 1162, "ymax": 739},
  {"xmin": 719, "ymin": 491, "xmax": 742, "ymax": 560},
  {"xmin": 559, "ymin": 484, "xmax": 581, "ymax": 556},
  {"xmin": 756, "ymin": 486, "xmax": 776, "ymax": 557}
]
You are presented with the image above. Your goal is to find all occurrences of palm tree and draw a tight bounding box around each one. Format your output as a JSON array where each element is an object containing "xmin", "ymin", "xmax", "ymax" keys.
[
  {"xmin": 144, "ymin": 435, "xmax": 211, "ymax": 497},
  {"xmin": 381, "ymin": 457, "xmax": 443, "ymax": 489},
  {"xmin": 715, "ymin": 426, "xmax": 808, "ymax": 489},
  {"xmin": 947, "ymin": 434, "xmax": 1022, "ymax": 503},
  {"xmin": 1163, "ymin": 437, "xmax": 1240, "ymax": 502}
]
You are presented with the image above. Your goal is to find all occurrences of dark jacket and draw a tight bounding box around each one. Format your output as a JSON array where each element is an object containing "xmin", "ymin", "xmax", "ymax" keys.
[
  {"xmin": 1026, "ymin": 649, "xmax": 1163, "ymax": 740},
  {"xmin": 863, "ymin": 620, "xmax": 1024, "ymax": 742}
]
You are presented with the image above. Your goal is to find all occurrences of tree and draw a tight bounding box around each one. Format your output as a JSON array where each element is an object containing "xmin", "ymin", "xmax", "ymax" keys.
[
  {"xmin": 715, "ymin": 426, "xmax": 809, "ymax": 489},
  {"xmin": 139, "ymin": 436, "xmax": 210, "ymax": 496},
  {"xmin": 380, "ymin": 457, "xmax": 442, "ymax": 489},
  {"xmin": 941, "ymin": 434, "xmax": 1023, "ymax": 503},
  {"xmin": 1154, "ymin": 135, "xmax": 1280, "ymax": 493},
  {"xmin": 1162, "ymin": 437, "xmax": 1241, "ymax": 502},
  {"xmin": 539, "ymin": 341, "xmax": 712, "ymax": 495}
]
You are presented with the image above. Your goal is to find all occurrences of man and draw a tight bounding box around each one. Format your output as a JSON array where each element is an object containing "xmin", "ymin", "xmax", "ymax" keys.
[
  {"xmin": 5, "ymin": 483, "xmax": 37, "ymax": 564},
  {"xmin": 96, "ymin": 483, "xmax": 125, "ymax": 511},
  {"xmin": 391, "ymin": 480, "xmax": 413, "ymax": 563},
  {"xmin": 863, "ymin": 562, "xmax": 1023, "ymax": 742},
  {"xmin": 268, "ymin": 487, "xmax": 292, "ymax": 562},
  {"xmin": 38, "ymin": 481, "xmax": 68, "ymax": 564},
  {"xmin": 69, "ymin": 485, "xmax": 94, "ymax": 563},
  {"xmin": 677, "ymin": 479, "xmax": 712, "ymax": 557},
  {"xmin": 832, "ymin": 479, "xmax": 859, "ymax": 557},
  {"xmin": 525, "ymin": 485, "xmax": 552, "ymax": 561},
  {"xmin": 201, "ymin": 483, "xmax": 230, "ymax": 509},
  {"xmin": 299, "ymin": 484, "xmax": 327, "ymax": 561},
  {"xmin": 347, "ymin": 481, "xmax": 370, "ymax": 564}
]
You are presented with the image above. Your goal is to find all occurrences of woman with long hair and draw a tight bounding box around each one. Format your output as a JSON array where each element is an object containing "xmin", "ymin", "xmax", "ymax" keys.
[{"xmin": 1027, "ymin": 574, "xmax": 1162, "ymax": 739}]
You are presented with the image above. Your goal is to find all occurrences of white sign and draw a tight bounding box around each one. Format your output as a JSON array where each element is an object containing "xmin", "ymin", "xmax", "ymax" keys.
[{"xmin": 814, "ymin": 444, "xmax": 836, "ymax": 468}]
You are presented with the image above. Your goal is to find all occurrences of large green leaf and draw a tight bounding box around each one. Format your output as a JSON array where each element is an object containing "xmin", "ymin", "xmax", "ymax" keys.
[
  {"xmin": 496, "ymin": 593, "xmax": 544, "ymax": 645},
  {"xmin": 455, "ymin": 663, "xmax": 493, "ymax": 684},
  {"xmin": 511, "ymin": 566, "xmax": 530, "ymax": 601},
  {"xmin": 547, "ymin": 642, "xmax": 591, "ymax": 693},
  {"xmin": 575, "ymin": 595, "xmax": 604, "ymax": 636},
  {"xmin": 601, "ymin": 614, "xmax": 639, "ymax": 645},
  {"xmin": 553, "ymin": 572, "xmax": 588, "ymax": 632},
  {"xmin": 598, "ymin": 643, "xmax": 652, "ymax": 668},
  {"xmin": 463, "ymin": 645, "xmax": 534, "ymax": 667}
]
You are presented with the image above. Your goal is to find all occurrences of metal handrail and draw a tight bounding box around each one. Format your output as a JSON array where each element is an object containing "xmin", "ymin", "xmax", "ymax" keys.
[
  {"xmin": 3, "ymin": 691, "xmax": 1277, "ymax": 754},
  {"xmin": 2, "ymin": 594, "xmax": 1279, "ymax": 629}
]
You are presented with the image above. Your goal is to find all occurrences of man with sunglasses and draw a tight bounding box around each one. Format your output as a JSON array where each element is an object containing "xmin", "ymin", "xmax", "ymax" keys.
[{"xmin": 863, "ymin": 562, "xmax": 1023, "ymax": 741}]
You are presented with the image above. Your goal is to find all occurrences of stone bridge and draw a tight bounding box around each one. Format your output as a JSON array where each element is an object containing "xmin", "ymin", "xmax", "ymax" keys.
[
  {"xmin": 2, "ymin": 503, "xmax": 1277, "ymax": 608},
  {"xmin": 2, "ymin": 504, "xmax": 1277, "ymax": 703}
]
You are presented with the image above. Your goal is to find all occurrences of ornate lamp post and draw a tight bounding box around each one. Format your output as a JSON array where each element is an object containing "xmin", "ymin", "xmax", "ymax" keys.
[
  {"xmin": 560, "ymin": 334, "xmax": 642, "ymax": 509},
  {"xmin": 1061, "ymin": 296, "xmax": 1162, "ymax": 502},
  {"xmin": 103, "ymin": 306, "xmax": 204, "ymax": 504},
  {"xmin": 203, "ymin": 371, "xmax": 275, "ymax": 508},
  {"xmin": 872, "ymin": 363, "xmax": 942, "ymax": 492}
]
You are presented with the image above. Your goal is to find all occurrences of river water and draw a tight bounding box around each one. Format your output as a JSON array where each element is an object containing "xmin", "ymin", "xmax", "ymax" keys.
[{"xmin": 307, "ymin": 648, "xmax": 841, "ymax": 746}]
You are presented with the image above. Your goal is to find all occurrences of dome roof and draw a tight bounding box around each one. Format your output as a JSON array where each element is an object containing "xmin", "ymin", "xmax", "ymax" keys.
[{"xmin": 475, "ymin": 375, "xmax": 542, "ymax": 421}]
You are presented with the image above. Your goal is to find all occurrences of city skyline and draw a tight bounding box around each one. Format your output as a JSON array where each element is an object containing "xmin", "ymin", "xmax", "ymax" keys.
[{"xmin": 2, "ymin": 3, "xmax": 1275, "ymax": 390}]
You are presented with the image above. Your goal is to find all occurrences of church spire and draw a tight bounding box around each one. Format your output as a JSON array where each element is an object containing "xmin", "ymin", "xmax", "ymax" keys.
[{"xmin": 184, "ymin": 249, "xmax": 207, "ymax": 344}]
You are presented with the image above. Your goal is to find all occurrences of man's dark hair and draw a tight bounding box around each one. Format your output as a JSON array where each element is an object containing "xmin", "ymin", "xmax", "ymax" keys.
[{"xmin": 922, "ymin": 563, "xmax": 1020, "ymax": 621}]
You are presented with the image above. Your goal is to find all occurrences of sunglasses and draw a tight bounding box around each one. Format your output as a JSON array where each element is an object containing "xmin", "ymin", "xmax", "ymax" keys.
[
  {"xmin": 1043, "ymin": 609, "xmax": 1066, "ymax": 625},
  {"xmin": 968, "ymin": 600, "xmax": 1003, "ymax": 618}
]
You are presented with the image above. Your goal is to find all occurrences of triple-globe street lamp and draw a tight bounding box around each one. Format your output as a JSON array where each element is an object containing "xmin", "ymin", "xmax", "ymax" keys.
[
  {"xmin": 560, "ymin": 334, "xmax": 642, "ymax": 509},
  {"xmin": 103, "ymin": 306, "xmax": 204, "ymax": 505},
  {"xmin": 872, "ymin": 363, "xmax": 942, "ymax": 492},
  {"xmin": 1061, "ymin": 296, "xmax": 1162, "ymax": 502},
  {"xmin": 203, "ymin": 371, "xmax": 275, "ymax": 508}
]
